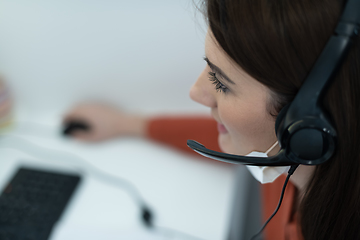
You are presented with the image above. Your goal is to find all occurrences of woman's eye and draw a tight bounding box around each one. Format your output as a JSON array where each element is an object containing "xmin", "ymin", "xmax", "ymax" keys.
[{"xmin": 208, "ymin": 71, "xmax": 229, "ymax": 93}]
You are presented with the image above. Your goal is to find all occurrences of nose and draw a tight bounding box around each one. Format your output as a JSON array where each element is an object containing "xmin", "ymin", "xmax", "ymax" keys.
[{"xmin": 189, "ymin": 69, "xmax": 217, "ymax": 108}]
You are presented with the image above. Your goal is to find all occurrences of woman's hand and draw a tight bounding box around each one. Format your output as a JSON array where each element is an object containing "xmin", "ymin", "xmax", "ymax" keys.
[{"xmin": 63, "ymin": 103, "xmax": 147, "ymax": 142}]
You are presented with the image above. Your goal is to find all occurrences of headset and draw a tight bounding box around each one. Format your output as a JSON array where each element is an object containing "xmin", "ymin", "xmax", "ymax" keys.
[{"xmin": 187, "ymin": 0, "xmax": 360, "ymax": 167}]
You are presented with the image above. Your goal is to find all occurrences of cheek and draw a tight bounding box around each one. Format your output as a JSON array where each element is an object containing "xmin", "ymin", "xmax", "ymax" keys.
[
  {"xmin": 218, "ymin": 99, "xmax": 276, "ymax": 154},
  {"xmin": 221, "ymin": 101, "xmax": 268, "ymax": 137}
]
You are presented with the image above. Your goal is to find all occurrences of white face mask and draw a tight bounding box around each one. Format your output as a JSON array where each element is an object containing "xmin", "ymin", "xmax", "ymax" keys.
[{"xmin": 245, "ymin": 141, "xmax": 290, "ymax": 184}]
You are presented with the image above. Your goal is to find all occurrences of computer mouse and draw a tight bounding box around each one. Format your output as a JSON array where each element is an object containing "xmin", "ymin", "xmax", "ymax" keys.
[{"xmin": 62, "ymin": 120, "xmax": 91, "ymax": 136}]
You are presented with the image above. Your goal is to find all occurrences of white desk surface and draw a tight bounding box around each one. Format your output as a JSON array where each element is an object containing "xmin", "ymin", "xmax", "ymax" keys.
[{"xmin": 0, "ymin": 120, "xmax": 237, "ymax": 240}]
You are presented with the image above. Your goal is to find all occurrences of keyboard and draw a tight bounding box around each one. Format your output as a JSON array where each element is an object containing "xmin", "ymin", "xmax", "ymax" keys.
[{"xmin": 0, "ymin": 167, "xmax": 81, "ymax": 240}]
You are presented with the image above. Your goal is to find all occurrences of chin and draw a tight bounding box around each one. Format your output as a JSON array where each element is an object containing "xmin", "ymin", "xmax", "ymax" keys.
[{"xmin": 218, "ymin": 133, "xmax": 237, "ymax": 154}]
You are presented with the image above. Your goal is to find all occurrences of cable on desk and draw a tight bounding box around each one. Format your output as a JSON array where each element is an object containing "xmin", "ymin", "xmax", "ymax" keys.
[{"xmin": 0, "ymin": 134, "xmax": 147, "ymax": 207}]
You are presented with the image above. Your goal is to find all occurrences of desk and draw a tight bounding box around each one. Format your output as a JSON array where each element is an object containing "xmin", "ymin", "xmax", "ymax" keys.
[{"xmin": 0, "ymin": 120, "xmax": 237, "ymax": 240}]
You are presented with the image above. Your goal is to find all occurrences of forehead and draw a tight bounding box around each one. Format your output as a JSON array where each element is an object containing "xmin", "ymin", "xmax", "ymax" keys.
[
  {"xmin": 204, "ymin": 31, "xmax": 249, "ymax": 82},
  {"xmin": 204, "ymin": 31, "xmax": 222, "ymax": 60}
]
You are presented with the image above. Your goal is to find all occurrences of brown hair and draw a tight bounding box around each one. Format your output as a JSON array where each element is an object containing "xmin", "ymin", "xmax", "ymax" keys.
[{"xmin": 203, "ymin": 0, "xmax": 360, "ymax": 239}]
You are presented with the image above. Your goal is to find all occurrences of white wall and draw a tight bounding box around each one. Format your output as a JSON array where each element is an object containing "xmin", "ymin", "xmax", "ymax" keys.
[{"xmin": 0, "ymin": 0, "xmax": 209, "ymax": 121}]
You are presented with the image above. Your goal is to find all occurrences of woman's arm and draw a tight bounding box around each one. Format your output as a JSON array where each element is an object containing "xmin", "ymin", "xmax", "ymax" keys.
[
  {"xmin": 146, "ymin": 115, "xmax": 221, "ymax": 155},
  {"xmin": 63, "ymin": 103, "xmax": 221, "ymax": 155}
]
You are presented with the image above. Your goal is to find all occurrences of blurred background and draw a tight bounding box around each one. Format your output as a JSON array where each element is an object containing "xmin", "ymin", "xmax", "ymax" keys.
[
  {"xmin": 0, "ymin": 0, "xmax": 208, "ymax": 122},
  {"xmin": 0, "ymin": 1, "xmax": 261, "ymax": 240}
]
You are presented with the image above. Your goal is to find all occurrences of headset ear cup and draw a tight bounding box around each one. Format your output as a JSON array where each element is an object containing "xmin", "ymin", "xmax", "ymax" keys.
[{"xmin": 275, "ymin": 103, "xmax": 291, "ymax": 134}]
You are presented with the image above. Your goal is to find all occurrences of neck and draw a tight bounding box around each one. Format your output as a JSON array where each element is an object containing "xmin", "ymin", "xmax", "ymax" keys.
[
  {"xmin": 289, "ymin": 165, "xmax": 315, "ymax": 196},
  {"xmin": 267, "ymin": 145, "xmax": 315, "ymax": 195}
]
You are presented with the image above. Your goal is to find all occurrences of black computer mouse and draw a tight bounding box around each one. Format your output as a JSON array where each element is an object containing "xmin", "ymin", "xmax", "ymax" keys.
[{"xmin": 62, "ymin": 120, "xmax": 91, "ymax": 136}]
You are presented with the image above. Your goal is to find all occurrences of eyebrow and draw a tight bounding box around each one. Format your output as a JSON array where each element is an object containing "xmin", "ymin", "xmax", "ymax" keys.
[{"xmin": 204, "ymin": 57, "xmax": 235, "ymax": 84}]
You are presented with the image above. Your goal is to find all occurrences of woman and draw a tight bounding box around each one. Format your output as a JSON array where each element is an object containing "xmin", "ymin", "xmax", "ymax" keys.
[{"xmin": 64, "ymin": 0, "xmax": 360, "ymax": 239}]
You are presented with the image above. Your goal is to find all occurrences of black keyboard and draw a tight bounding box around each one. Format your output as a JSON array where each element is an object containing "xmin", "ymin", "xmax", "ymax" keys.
[{"xmin": 0, "ymin": 167, "xmax": 81, "ymax": 240}]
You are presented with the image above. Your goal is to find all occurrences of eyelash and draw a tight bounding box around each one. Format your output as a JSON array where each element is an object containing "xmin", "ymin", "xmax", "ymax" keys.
[{"xmin": 208, "ymin": 71, "xmax": 229, "ymax": 93}]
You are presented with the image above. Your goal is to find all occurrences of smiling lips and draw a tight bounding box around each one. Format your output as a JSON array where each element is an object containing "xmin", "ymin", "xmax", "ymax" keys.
[{"xmin": 217, "ymin": 123, "xmax": 228, "ymax": 134}]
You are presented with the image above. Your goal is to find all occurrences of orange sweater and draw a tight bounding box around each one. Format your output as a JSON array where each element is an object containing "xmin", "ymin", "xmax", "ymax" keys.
[{"xmin": 146, "ymin": 116, "xmax": 303, "ymax": 240}]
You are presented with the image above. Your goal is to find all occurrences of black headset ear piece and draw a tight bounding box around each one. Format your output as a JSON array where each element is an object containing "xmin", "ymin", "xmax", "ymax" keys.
[{"xmin": 275, "ymin": 102, "xmax": 336, "ymax": 165}]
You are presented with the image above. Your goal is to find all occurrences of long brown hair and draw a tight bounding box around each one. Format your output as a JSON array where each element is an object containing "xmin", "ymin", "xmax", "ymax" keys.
[{"xmin": 203, "ymin": 0, "xmax": 360, "ymax": 239}]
